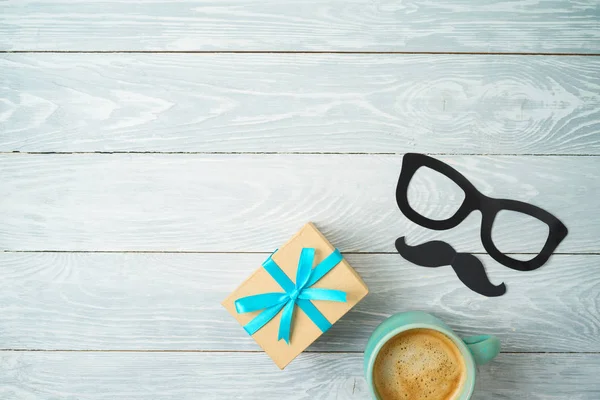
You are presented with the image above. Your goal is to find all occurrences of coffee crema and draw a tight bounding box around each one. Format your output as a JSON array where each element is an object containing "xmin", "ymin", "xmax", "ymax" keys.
[{"xmin": 373, "ymin": 328, "xmax": 466, "ymax": 400}]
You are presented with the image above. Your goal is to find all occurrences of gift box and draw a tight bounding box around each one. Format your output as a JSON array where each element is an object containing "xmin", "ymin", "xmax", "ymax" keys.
[{"xmin": 222, "ymin": 222, "xmax": 369, "ymax": 369}]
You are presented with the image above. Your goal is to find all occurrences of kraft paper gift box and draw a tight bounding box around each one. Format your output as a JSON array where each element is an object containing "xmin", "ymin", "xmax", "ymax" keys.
[{"xmin": 222, "ymin": 222, "xmax": 369, "ymax": 369}]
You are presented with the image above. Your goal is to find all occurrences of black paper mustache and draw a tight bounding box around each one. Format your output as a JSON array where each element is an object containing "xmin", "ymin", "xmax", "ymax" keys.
[{"xmin": 395, "ymin": 237, "xmax": 507, "ymax": 297}]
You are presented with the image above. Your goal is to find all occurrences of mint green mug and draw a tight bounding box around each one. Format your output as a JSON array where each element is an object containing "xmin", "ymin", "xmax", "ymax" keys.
[{"xmin": 364, "ymin": 311, "xmax": 500, "ymax": 399}]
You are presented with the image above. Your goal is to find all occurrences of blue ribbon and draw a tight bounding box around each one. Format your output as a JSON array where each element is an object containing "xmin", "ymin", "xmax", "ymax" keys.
[{"xmin": 234, "ymin": 248, "xmax": 347, "ymax": 344}]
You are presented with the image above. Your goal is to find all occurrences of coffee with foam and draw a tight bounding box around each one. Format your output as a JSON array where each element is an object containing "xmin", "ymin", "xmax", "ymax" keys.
[{"xmin": 373, "ymin": 328, "xmax": 466, "ymax": 400}]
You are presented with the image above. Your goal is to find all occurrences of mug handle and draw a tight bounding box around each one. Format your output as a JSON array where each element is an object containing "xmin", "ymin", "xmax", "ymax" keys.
[{"xmin": 463, "ymin": 335, "xmax": 500, "ymax": 365}]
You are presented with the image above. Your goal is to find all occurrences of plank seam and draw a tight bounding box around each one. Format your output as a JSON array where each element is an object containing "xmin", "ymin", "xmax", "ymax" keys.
[
  {"xmin": 3, "ymin": 152, "xmax": 600, "ymax": 157},
  {"xmin": 0, "ymin": 349, "xmax": 598, "ymax": 354},
  {"xmin": 2, "ymin": 50, "xmax": 600, "ymax": 56},
  {"xmin": 2, "ymin": 250, "xmax": 598, "ymax": 256}
]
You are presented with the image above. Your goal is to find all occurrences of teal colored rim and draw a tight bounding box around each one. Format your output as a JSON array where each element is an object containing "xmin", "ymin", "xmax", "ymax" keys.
[{"xmin": 366, "ymin": 323, "xmax": 476, "ymax": 400}]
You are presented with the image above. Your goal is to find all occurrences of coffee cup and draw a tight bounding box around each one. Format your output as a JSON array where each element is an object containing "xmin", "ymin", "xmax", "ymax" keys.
[{"xmin": 364, "ymin": 311, "xmax": 500, "ymax": 400}]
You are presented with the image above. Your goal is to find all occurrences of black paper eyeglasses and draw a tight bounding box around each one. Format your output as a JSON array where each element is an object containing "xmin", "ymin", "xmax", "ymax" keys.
[
  {"xmin": 395, "ymin": 153, "xmax": 568, "ymax": 297},
  {"xmin": 396, "ymin": 153, "xmax": 568, "ymax": 272}
]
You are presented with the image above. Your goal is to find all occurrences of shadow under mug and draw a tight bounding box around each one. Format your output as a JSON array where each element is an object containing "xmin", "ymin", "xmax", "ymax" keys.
[{"xmin": 364, "ymin": 311, "xmax": 500, "ymax": 400}]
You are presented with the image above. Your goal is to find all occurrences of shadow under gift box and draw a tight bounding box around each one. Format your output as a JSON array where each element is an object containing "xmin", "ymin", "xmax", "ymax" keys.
[{"xmin": 222, "ymin": 222, "xmax": 369, "ymax": 369}]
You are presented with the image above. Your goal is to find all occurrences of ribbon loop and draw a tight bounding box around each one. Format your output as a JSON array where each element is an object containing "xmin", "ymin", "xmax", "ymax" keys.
[
  {"xmin": 306, "ymin": 248, "xmax": 343, "ymax": 287},
  {"xmin": 298, "ymin": 288, "xmax": 346, "ymax": 302},
  {"xmin": 234, "ymin": 247, "xmax": 346, "ymax": 344},
  {"xmin": 235, "ymin": 292, "xmax": 289, "ymax": 314},
  {"xmin": 295, "ymin": 248, "xmax": 315, "ymax": 291}
]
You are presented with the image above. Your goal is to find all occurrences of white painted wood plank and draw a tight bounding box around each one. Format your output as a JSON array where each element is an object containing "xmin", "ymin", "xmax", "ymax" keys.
[
  {"xmin": 0, "ymin": 154, "xmax": 596, "ymax": 253},
  {"xmin": 1, "ymin": 54, "xmax": 599, "ymax": 154},
  {"xmin": 1, "ymin": 1, "xmax": 599, "ymax": 52},
  {"xmin": 0, "ymin": 352, "xmax": 598, "ymax": 399},
  {"xmin": 1, "ymin": 252, "xmax": 598, "ymax": 352}
]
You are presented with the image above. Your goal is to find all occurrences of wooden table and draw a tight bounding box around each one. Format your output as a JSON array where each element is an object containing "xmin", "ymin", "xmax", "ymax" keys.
[{"xmin": 1, "ymin": 1, "xmax": 599, "ymax": 398}]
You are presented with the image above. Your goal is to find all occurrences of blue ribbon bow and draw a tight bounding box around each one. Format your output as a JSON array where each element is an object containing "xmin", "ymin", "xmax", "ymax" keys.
[{"xmin": 234, "ymin": 248, "xmax": 347, "ymax": 344}]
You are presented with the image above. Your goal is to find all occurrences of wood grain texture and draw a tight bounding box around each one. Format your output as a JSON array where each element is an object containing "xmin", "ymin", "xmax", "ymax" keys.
[
  {"xmin": 1, "ymin": 1, "xmax": 600, "ymax": 53},
  {"xmin": 0, "ymin": 352, "xmax": 598, "ymax": 399},
  {"xmin": 1, "ymin": 54, "xmax": 600, "ymax": 153},
  {"xmin": 0, "ymin": 154, "xmax": 597, "ymax": 253},
  {"xmin": 1, "ymin": 252, "xmax": 598, "ymax": 352}
]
